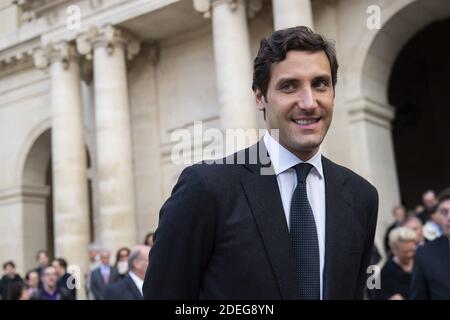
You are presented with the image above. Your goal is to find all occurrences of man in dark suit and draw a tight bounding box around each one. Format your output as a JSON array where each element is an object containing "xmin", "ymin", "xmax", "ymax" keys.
[
  {"xmin": 31, "ymin": 266, "xmax": 72, "ymax": 300},
  {"xmin": 0, "ymin": 261, "xmax": 23, "ymax": 300},
  {"xmin": 90, "ymin": 249, "xmax": 119, "ymax": 300},
  {"xmin": 52, "ymin": 258, "xmax": 76, "ymax": 300},
  {"xmin": 410, "ymin": 188, "xmax": 450, "ymax": 299},
  {"xmin": 143, "ymin": 26, "xmax": 378, "ymax": 300},
  {"xmin": 105, "ymin": 245, "xmax": 150, "ymax": 300},
  {"xmin": 417, "ymin": 190, "xmax": 438, "ymax": 224}
]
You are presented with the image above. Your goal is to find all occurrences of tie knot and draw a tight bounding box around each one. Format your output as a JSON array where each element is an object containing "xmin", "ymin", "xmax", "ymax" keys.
[{"xmin": 294, "ymin": 163, "xmax": 313, "ymax": 184}]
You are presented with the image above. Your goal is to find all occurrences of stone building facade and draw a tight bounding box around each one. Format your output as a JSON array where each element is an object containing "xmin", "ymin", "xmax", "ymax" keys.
[{"xmin": 1, "ymin": 0, "xmax": 449, "ymax": 297}]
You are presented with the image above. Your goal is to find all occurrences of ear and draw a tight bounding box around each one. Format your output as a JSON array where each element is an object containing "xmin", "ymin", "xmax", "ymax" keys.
[{"xmin": 254, "ymin": 89, "xmax": 266, "ymax": 111}]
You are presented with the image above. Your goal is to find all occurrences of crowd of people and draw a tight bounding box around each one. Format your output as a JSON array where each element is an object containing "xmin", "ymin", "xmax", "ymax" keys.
[
  {"xmin": 0, "ymin": 232, "xmax": 155, "ymax": 300},
  {"xmin": 368, "ymin": 188, "xmax": 450, "ymax": 300}
]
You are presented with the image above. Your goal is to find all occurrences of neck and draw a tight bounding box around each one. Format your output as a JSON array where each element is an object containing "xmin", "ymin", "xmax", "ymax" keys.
[
  {"xmin": 290, "ymin": 147, "xmax": 318, "ymax": 162},
  {"xmin": 266, "ymin": 130, "xmax": 320, "ymax": 161},
  {"xmin": 130, "ymin": 270, "xmax": 144, "ymax": 280},
  {"xmin": 393, "ymin": 256, "xmax": 412, "ymax": 272},
  {"xmin": 44, "ymin": 285, "xmax": 56, "ymax": 294}
]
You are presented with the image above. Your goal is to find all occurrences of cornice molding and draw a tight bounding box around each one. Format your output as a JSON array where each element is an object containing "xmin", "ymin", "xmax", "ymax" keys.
[{"xmin": 193, "ymin": 0, "xmax": 263, "ymax": 19}]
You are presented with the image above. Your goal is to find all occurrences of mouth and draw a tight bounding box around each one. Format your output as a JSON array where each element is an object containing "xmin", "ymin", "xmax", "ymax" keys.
[{"xmin": 292, "ymin": 117, "xmax": 320, "ymax": 129}]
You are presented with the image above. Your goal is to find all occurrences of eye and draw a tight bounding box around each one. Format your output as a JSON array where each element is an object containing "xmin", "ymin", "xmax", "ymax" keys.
[
  {"xmin": 278, "ymin": 81, "xmax": 296, "ymax": 92},
  {"xmin": 313, "ymin": 78, "xmax": 330, "ymax": 91}
]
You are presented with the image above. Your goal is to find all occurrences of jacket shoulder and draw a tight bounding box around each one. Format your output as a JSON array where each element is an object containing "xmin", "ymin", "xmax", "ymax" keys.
[
  {"xmin": 179, "ymin": 148, "xmax": 250, "ymax": 183},
  {"xmin": 417, "ymin": 236, "xmax": 447, "ymax": 257},
  {"xmin": 323, "ymin": 156, "xmax": 378, "ymax": 197}
]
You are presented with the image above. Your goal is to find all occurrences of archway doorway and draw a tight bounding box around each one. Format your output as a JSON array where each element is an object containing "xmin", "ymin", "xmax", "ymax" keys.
[
  {"xmin": 389, "ymin": 18, "xmax": 450, "ymax": 209},
  {"xmin": 22, "ymin": 129, "xmax": 53, "ymax": 268},
  {"xmin": 22, "ymin": 129, "xmax": 95, "ymax": 269}
]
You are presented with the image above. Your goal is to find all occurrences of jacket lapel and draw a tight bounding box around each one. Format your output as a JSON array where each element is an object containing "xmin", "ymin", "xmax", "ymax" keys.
[
  {"xmin": 126, "ymin": 275, "xmax": 143, "ymax": 300},
  {"xmin": 240, "ymin": 141, "xmax": 298, "ymax": 299},
  {"xmin": 321, "ymin": 156, "xmax": 354, "ymax": 299},
  {"xmin": 437, "ymin": 236, "xmax": 450, "ymax": 278}
]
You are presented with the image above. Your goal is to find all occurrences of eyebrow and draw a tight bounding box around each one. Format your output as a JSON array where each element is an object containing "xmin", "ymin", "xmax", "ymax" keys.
[{"xmin": 275, "ymin": 73, "xmax": 332, "ymax": 85}]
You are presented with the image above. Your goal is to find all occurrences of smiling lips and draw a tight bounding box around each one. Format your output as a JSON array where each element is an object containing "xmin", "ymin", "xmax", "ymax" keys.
[{"xmin": 292, "ymin": 117, "xmax": 320, "ymax": 128}]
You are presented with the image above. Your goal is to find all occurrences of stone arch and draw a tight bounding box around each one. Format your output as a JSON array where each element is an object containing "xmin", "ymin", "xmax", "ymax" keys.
[
  {"xmin": 347, "ymin": 0, "xmax": 450, "ymax": 254},
  {"xmin": 15, "ymin": 118, "xmax": 51, "ymax": 184},
  {"xmin": 21, "ymin": 127, "xmax": 53, "ymax": 269},
  {"xmin": 360, "ymin": 0, "xmax": 450, "ymax": 105},
  {"xmin": 18, "ymin": 119, "xmax": 96, "ymax": 268}
]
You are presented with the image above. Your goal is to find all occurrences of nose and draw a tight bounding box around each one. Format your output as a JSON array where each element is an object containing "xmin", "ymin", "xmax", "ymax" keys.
[{"xmin": 296, "ymin": 87, "xmax": 317, "ymax": 112}]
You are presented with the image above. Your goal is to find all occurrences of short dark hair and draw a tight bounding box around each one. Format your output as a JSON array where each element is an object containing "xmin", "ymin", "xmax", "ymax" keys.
[
  {"xmin": 53, "ymin": 258, "xmax": 67, "ymax": 271},
  {"xmin": 2, "ymin": 260, "xmax": 15, "ymax": 270},
  {"xmin": 25, "ymin": 270, "xmax": 39, "ymax": 281},
  {"xmin": 252, "ymin": 26, "xmax": 339, "ymax": 99},
  {"xmin": 437, "ymin": 187, "xmax": 450, "ymax": 205}
]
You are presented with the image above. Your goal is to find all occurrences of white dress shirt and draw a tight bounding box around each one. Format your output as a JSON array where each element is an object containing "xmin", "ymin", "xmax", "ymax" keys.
[
  {"xmin": 128, "ymin": 271, "xmax": 144, "ymax": 296},
  {"xmin": 263, "ymin": 131, "xmax": 326, "ymax": 299}
]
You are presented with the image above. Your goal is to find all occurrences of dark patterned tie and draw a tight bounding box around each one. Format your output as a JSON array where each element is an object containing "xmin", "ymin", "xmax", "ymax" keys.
[{"xmin": 289, "ymin": 163, "xmax": 320, "ymax": 299}]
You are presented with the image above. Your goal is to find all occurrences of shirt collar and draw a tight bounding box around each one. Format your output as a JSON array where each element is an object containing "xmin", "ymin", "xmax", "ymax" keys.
[
  {"xmin": 100, "ymin": 264, "xmax": 110, "ymax": 272},
  {"xmin": 263, "ymin": 131, "xmax": 323, "ymax": 178}
]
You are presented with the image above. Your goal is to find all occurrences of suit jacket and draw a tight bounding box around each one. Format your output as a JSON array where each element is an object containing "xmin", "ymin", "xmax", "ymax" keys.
[
  {"xmin": 31, "ymin": 286, "xmax": 72, "ymax": 301},
  {"xmin": 410, "ymin": 235, "xmax": 450, "ymax": 299},
  {"xmin": 143, "ymin": 141, "xmax": 378, "ymax": 299},
  {"xmin": 0, "ymin": 274, "xmax": 23, "ymax": 300},
  {"xmin": 58, "ymin": 273, "xmax": 76, "ymax": 300},
  {"xmin": 104, "ymin": 274, "xmax": 143, "ymax": 300},
  {"xmin": 90, "ymin": 266, "xmax": 119, "ymax": 300}
]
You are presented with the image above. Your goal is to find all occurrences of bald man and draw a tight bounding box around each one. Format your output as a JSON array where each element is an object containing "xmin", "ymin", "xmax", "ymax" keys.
[{"xmin": 105, "ymin": 245, "xmax": 151, "ymax": 300}]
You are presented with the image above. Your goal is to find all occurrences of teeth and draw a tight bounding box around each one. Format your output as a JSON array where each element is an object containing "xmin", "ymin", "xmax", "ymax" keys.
[{"xmin": 295, "ymin": 119, "xmax": 317, "ymax": 125}]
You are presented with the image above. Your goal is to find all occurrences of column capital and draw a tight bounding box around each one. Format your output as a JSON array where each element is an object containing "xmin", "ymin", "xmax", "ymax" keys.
[
  {"xmin": 76, "ymin": 24, "xmax": 140, "ymax": 61},
  {"xmin": 33, "ymin": 41, "xmax": 77, "ymax": 70},
  {"xmin": 348, "ymin": 97, "xmax": 395, "ymax": 129},
  {"xmin": 193, "ymin": 0, "xmax": 262, "ymax": 19}
]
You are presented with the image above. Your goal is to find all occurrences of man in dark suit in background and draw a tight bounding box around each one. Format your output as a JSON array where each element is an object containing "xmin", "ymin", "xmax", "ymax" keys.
[
  {"xmin": 90, "ymin": 249, "xmax": 118, "ymax": 300},
  {"xmin": 52, "ymin": 258, "xmax": 76, "ymax": 300},
  {"xmin": 410, "ymin": 188, "xmax": 450, "ymax": 299},
  {"xmin": 143, "ymin": 26, "xmax": 378, "ymax": 300},
  {"xmin": 105, "ymin": 245, "xmax": 150, "ymax": 300},
  {"xmin": 417, "ymin": 190, "xmax": 438, "ymax": 224}
]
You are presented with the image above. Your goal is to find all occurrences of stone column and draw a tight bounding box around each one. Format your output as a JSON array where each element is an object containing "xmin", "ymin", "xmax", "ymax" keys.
[
  {"xmin": 348, "ymin": 97, "xmax": 401, "ymax": 257},
  {"xmin": 194, "ymin": 0, "xmax": 260, "ymax": 154},
  {"xmin": 34, "ymin": 42, "xmax": 90, "ymax": 299},
  {"xmin": 76, "ymin": 25, "xmax": 140, "ymax": 254},
  {"xmin": 272, "ymin": 0, "xmax": 314, "ymax": 30}
]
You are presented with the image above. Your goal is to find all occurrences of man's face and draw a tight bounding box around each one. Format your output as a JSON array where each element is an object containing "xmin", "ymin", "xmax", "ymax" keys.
[
  {"xmin": 4, "ymin": 265, "xmax": 15, "ymax": 278},
  {"xmin": 131, "ymin": 247, "xmax": 150, "ymax": 279},
  {"xmin": 256, "ymin": 50, "xmax": 334, "ymax": 160},
  {"xmin": 51, "ymin": 261, "xmax": 63, "ymax": 277},
  {"xmin": 393, "ymin": 208, "xmax": 406, "ymax": 223},
  {"xmin": 27, "ymin": 271, "xmax": 40, "ymax": 289},
  {"xmin": 438, "ymin": 199, "xmax": 450, "ymax": 237},
  {"xmin": 405, "ymin": 219, "xmax": 424, "ymax": 244},
  {"xmin": 393, "ymin": 241, "xmax": 416, "ymax": 266},
  {"xmin": 43, "ymin": 267, "xmax": 58, "ymax": 289},
  {"xmin": 89, "ymin": 249, "xmax": 99, "ymax": 262},
  {"xmin": 133, "ymin": 254, "xmax": 149, "ymax": 277},
  {"xmin": 100, "ymin": 251, "xmax": 110, "ymax": 265},
  {"xmin": 423, "ymin": 191, "xmax": 437, "ymax": 210},
  {"xmin": 38, "ymin": 252, "xmax": 49, "ymax": 267}
]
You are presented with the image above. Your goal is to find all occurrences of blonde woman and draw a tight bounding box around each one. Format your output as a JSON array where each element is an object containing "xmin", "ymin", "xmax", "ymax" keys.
[{"xmin": 375, "ymin": 227, "xmax": 417, "ymax": 300}]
